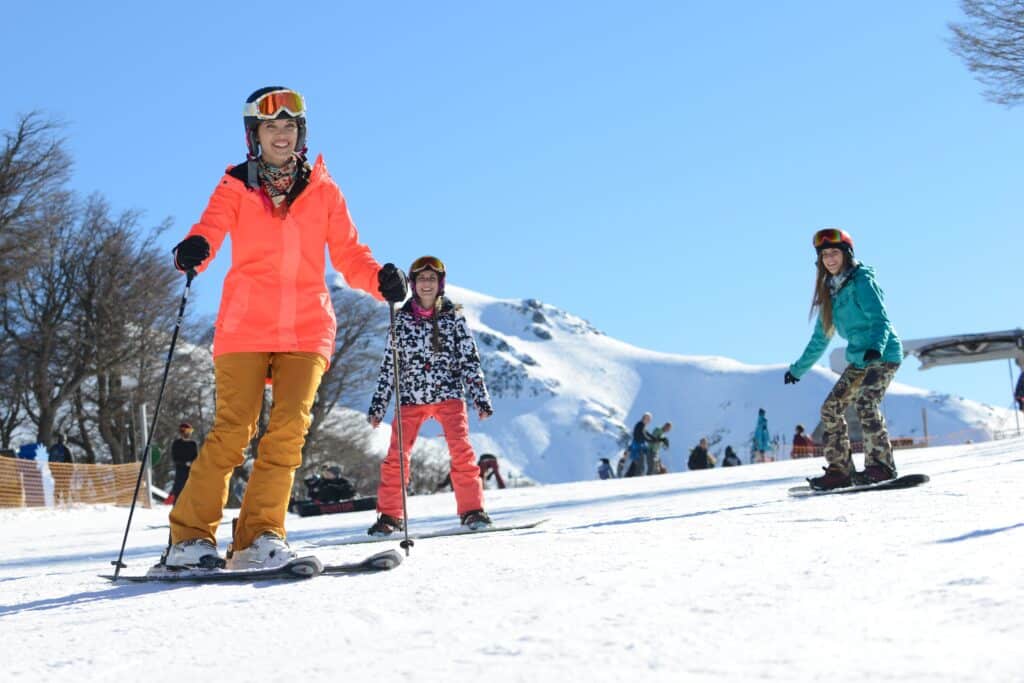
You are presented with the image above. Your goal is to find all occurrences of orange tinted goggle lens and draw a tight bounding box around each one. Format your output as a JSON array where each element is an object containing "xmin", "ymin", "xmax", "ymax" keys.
[
  {"xmin": 254, "ymin": 90, "xmax": 305, "ymax": 118},
  {"xmin": 813, "ymin": 229, "xmax": 843, "ymax": 248},
  {"xmin": 411, "ymin": 256, "xmax": 445, "ymax": 274}
]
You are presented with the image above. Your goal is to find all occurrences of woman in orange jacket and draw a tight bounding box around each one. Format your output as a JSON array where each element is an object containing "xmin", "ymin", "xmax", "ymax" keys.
[{"xmin": 164, "ymin": 87, "xmax": 408, "ymax": 571}]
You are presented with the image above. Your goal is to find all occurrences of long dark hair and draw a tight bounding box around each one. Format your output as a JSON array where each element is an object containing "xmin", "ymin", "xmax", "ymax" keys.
[{"xmin": 809, "ymin": 250, "xmax": 848, "ymax": 335}]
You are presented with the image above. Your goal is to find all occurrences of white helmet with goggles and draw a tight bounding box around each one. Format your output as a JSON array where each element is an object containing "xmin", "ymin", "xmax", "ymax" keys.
[{"xmin": 243, "ymin": 86, "xmax": 307, "ymax": 160}]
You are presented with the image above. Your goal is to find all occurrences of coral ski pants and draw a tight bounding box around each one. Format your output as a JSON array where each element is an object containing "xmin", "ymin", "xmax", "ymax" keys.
[
  {"xmin": 170, "ymin": 351, "xmax": 326, "ymax": 551},
  {"xmin": 377, "ymin": 399, "xmax": 484, "ymax": 518}
]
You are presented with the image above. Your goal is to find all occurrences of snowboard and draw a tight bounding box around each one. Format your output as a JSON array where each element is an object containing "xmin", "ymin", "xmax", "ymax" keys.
[
  {"xmin": 101, "ymin": 549, "xmax": 401, "ymax": 583},
  {"xmin": 291, "ymin": 496, "xmax": 378, "ymax": 517},
  {"xmin": 311, "ymin": 518, "xmax": 549, "ymax": 548},
  {"xmin": 788, "ymin": 473, "xmax": 930, "ymax": 498}
]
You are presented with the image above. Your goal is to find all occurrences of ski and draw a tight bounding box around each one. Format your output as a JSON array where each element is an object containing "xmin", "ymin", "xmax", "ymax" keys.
[
  {"xmin": 311, "ymin": 518, "xmax": 549, "ymax": 548},
  {"xmin": 101, "ymin": 549, "xmax": 401, "ymax": 583},
  {"xmin": 323, "ymin": 549, "xmax": 402, "ymax": 574},
  {"xmin": 788, "ymin": 473, "xmax": 930, "ymax": 497}
]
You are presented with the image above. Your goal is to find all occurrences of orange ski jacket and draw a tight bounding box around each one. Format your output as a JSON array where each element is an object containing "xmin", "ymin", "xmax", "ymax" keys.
[{"xmin": 183, "ymin": 154, "xmax": 384, "ymax": 364}]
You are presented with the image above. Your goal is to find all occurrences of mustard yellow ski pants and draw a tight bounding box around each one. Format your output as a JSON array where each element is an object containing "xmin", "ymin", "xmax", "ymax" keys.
[{"xmin": 169, "ymin": 351, "xmax": 326, "ymax": 551}]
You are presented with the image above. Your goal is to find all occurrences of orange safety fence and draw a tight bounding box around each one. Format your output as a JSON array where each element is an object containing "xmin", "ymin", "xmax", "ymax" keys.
[
  {"xmin": 786, "ymin": 427, "xmax": 1021, "ymax": 459},
  {"xmin": 0, "ymin": 459, "xmax": 151, "ymax": 508}
]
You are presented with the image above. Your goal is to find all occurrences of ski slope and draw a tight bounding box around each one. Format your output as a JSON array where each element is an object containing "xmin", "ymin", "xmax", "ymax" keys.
[
  {"xmin": 1, "ymin": 438, "xmax": 1022, "ymax": 682},
  {"xmin": 338, "ymin": 282, "xmax": 1020, "ymax": 485}
]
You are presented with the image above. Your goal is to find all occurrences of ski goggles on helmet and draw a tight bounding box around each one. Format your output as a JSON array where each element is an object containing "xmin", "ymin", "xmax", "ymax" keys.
[
  {"xmin": 410, "ymin": 255, "xmax": 446, "ymax": 275},
  {"xmin": 243, "ymin": 89, "xmax": 306, "ymax": 120},
  {"xmin": 813, "ymin": 227, "xmax": 854, "ymax": 252}
]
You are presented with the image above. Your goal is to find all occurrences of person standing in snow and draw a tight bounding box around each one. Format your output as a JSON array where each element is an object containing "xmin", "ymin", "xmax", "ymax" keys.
[
  {"xmin": 688, "ymin": 437, "xmax": 715, "ymax": 470},
  {"xmin": 478, "ymin": 453, "xmax": 506, "ymax": 489},
  {"xmin": 1015, "ymin": 358, "xmax": 1023, "ymax": 412},
  {"xmin": 597, "ymin": 457, "xmax": 616, "ymax": 479},
  {"xmin": 163, "ymin": 87, "xmax": 408, "ymax": 570},
  {"xmin": 721, "ymin": 445, "xmax": 742, "ymax": 467},
  {"xmin": 165, "ymin": 422, "xmax": 199, "ymax": 505},
  {"xmin": 616, "ymin": 450, "xmax": 628, "ymax": 477},
  {"xmin": 791, "ymin": 424, "xmax": 816, "ymax": 458},
  {"xmin": 647, "ymin": 421, "xmax": 672, "ymax": 474},
  {"xmin": 367, "ymin": 255, "xmax": 494, "ymax": 535},
  {"xmin": 752, "ymin": 408, "xmax": 772, "ymax": 462},
  {"xmin": 48, "ymin": 433, "xmax": 73, "ymax": 505},
  {"xmin": 784, "ymin": 227, "xmax": 903, "ymax": 490},
  {"xmin": 625, "ymin": 413, "xmax": 658, "ymax": 477}
]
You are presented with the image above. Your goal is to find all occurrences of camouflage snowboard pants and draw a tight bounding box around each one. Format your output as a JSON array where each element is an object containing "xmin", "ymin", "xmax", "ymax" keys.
[{"xmin": 819, "ymin": 362, "xmax": 900, "ymax": 475}]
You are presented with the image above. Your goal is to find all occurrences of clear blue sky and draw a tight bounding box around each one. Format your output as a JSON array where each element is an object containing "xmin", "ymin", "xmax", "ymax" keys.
[{"xmin": 6, "ymin": 1, "xmax": 1022, "ymax": 409}]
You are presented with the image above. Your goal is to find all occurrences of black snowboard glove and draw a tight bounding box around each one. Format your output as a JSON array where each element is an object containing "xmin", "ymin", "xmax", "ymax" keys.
[
  {"xmin": 173, "ymin": 235, "xmax": 210, "ymax": 271},
  {"xmin": 784, "ymin": 371, "xmax": 799, "ymax": 385},
  {"xmin": 378, "ymin": 263, "xmax": 408, "ymax": 303},
  {"xmin": 863, "ymin": 349, "xmax": 881, "ymax": 363}
]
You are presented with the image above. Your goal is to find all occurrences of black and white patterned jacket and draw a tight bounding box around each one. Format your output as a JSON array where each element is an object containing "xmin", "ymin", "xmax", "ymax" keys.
[{"xmin": 368, "ymin": 298, "xmax": 493, "ymax": 419}]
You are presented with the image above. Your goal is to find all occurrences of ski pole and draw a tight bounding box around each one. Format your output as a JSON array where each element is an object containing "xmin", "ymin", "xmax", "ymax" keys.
[
  {"xmin": 389, "ymin": 302, "xmax": 414, "ymax": 555},
  {"xmin": 111, "ymin": 269, "xmax": 196, "ymax": 579}
]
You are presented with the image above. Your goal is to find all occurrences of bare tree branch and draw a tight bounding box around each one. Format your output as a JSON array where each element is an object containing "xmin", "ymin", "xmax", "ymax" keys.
[
  {"xmin": 949, "ymin": 0, "xmax": 1024, "ymax": 106},
  {"xmin": 0, "ymin": 112, "xmax": 73, "ymax": 286}
]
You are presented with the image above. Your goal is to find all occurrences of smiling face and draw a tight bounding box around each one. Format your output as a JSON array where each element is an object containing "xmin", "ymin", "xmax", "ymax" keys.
[
  {"xmin": 257, "ymin": 118, "xmax": 299, "ymax": 166},
  {"xmin": 819, "ymin": 247, "xmax": 846, "ymax": 275},
  {"xmin": 414, "ymin": 269, "xmax": 441, "ymax": 305}
]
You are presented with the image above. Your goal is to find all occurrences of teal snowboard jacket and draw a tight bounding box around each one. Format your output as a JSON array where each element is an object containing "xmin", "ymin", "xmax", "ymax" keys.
[{"xmin": 789, "ymin": 263, "xmax": 903, "ymax": 379}]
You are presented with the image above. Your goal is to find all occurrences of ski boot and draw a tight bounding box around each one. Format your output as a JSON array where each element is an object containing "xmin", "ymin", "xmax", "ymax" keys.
[
  {"xmin": 164, "ymin": 538, "xmax": 225, "ymax": 569},
  {"xmin": 460, "ymin": 509, "xmax": 493, "ymax": 531},
  {"xmin": 367, "ymin": 514, "xmax": 404, "ymax": 537},
  {"xmin": 226, "ymin": 532, "xmax": 297, "ymax": 570},
  {"xmin": 852, "ymin": 461, "xmax": 897, "ymax": 485},
  {"xmin": 807, "ymin": 464, "xmax": 852, "ymax": 491}
]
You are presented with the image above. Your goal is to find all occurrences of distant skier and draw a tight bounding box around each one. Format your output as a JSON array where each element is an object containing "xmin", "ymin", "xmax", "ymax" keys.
[
  {"xmin": 166, "ymin": 422, "xmax": 198, "ymax": 505},
  {"xmin": 721, "ymin": 445, "xmax": 742, "ymax": 467},
  {"xmin": 478, "ymin": 454, "xmax": 506, "ymax": 489},
  {"xmin": 647, "ymin": 421, "xmax": 672, "ymax": 474},
  {"xmin": 48, "ymin": 433, "xmax": 74, "ymax": 505},
  {"xmin": 791, "ymin": 424, "xmax": 816, "ymax": 458},
  {"xmin": 1015, "ymin": 358, "xmax": 1023, "ymax": 412},
  {"xmin": 162, "ymin": 86, "xmax": 404, "ymax": 570},
  {"xmin": 752, "ymin": 409, "xmax": 772, "ymax": 463},
  {"xmin": 367, "ymin": 255, "xmax": 494, "ymax": 535},
  {"xmin": 625, "ymin": 413, "xmax": 659, "ymax": 477},
  {"xmin": 784, "ymin": 228, "xmax": 903, "ymax": 490},
  {"xmin": 597, "ymin": 458, "xmax": 615, "ymax": 479},
  {"xmin": 688, "ymin": 438, "xmax": 715, "ymax": 470}
]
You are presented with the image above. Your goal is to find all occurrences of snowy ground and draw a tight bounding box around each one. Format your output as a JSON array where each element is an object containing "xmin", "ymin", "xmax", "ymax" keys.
[{"xmin": 2, "ymin": 438, "xmax": 1022, "ymax": 682}]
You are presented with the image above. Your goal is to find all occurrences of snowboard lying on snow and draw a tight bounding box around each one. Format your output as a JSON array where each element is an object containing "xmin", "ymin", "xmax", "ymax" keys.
[
  {"xmin": 102, "ymin": 549, "xmax": 402, "ymax": 583},
  {"xmin": 788, "ymin": 473, "xmax": 929, "ymax": 497}
]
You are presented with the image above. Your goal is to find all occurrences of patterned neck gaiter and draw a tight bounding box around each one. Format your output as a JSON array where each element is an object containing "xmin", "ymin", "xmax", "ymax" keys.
[
  {"xmin": 257, "ymin": 155, "xmax": 298, "ymax": 208},
  {"xmin": 827, "ymin": 260, "xmax": 858, "ymax": 297}
]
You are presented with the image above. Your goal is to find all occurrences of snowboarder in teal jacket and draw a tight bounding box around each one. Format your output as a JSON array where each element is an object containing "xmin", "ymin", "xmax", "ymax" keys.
[{"xmin": 784, "ymin": 228, "xmax": 903, "ymax": 491}]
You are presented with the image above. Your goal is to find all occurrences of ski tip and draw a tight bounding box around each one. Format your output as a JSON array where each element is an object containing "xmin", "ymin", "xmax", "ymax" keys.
[{"xmin": 367, "ymin": 549, "xmax": 403, "ymax": 569}]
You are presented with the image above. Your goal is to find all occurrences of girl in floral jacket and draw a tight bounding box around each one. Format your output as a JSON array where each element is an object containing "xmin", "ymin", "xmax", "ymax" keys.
[{"xmin": 368, "ymin": 255, "xmax": 494, "ymax": 534}]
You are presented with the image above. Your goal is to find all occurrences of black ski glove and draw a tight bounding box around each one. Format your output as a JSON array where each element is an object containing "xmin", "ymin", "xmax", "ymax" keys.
[
  {"xmin": 173, "ymin": 235, "xmax": 210, "ymax": 271},
  {"xmin": 863, "ymin": 349, "xmax": 881, "ymax": 362},
  {"xmin": 661, "ymin": 437, "xmax": 670, "ymax": 448},
  {"xmin": 378, "ymin": 263, "xmax": 408, "ymax": 303},
  {"xmin": 784, "ymin": 371, "xmax": 799, "ymax": 385}
]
